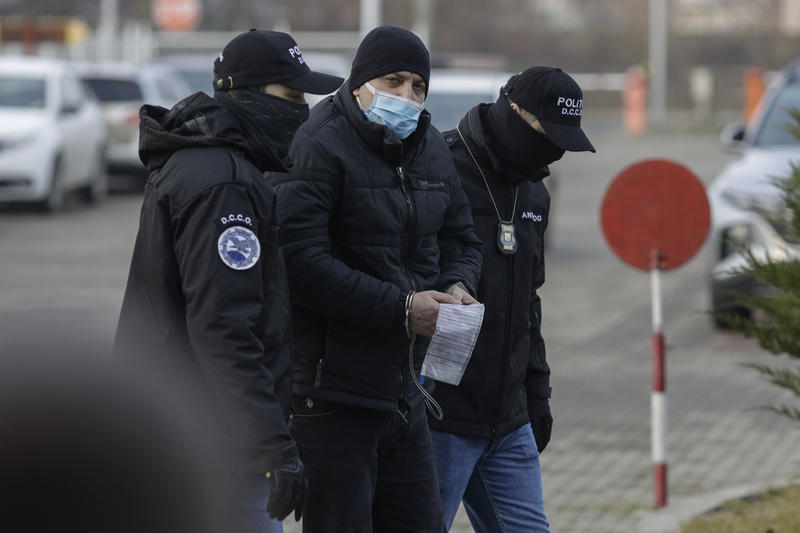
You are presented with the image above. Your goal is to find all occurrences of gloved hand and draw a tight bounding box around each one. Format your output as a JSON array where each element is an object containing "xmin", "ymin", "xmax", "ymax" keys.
[
  {"xmin": 528, "ymin": 398, "xmax": 553, "ymax": 453},
  {"xmin": 265, "ymin": 455, "xmax": 308, "ymax": 521}
]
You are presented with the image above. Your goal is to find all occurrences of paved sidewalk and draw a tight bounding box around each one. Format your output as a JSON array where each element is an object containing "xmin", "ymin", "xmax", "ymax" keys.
[{"xmin": 285, "ymin": 127, "xmax": 800, "ymax": 533}]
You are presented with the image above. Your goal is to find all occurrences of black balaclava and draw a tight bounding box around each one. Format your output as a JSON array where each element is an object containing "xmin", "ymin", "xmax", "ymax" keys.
[
  {"xmin": 215, "ymin": 88, "xmax": 309, "ymax": 172},
  {"xmin": 484, "ymin": 92, "xmax": 565, "ymax": 184}
]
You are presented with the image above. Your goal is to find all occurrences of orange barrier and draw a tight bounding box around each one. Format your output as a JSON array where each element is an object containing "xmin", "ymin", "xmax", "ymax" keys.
[
  {"xmin": 744, "ymin": 67, "xmax": 766, "ymax": 123},
  {"xmin": 622, "ymin": 67, "xmax": 648, "ymax": 134}
]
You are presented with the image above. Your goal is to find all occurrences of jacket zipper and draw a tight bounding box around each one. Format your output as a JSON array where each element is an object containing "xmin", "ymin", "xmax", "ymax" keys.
[
  {"xmin": 490, "ymin": 195, "xmax": 515, "ymax": 438},
  {"xmin": 314, "ymin": 358, "xmax": 324, "ymax": 388},
  {"xmin": 396, "ymin": 165, "xmax": 416, "ymax": 410}
]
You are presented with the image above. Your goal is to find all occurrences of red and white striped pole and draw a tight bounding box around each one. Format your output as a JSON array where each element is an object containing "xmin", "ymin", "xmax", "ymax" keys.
[{"xmin": 650, "ymin": 249, "xmax": 667, "ymax": 508}]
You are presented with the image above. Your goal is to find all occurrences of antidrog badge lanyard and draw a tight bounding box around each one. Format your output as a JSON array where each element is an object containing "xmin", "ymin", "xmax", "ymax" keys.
[{"xmin": 457, "ymin": 125, "xmax": 518, "ymax": 254}]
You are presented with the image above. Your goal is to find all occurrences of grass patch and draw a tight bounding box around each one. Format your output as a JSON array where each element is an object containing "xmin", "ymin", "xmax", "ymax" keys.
[{"xmin": 679, "ymin": 485, "xmax": 800, "ymax": 533}]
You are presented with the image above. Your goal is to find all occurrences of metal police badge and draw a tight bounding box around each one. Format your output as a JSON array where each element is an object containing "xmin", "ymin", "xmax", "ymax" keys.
[
  {"xmin": 497, "ymin": 221, "xmax": 518, "ymax": 255},
  {"xmin": 217, "ymin": 226, "xmax": 261, "ymax": 270}
]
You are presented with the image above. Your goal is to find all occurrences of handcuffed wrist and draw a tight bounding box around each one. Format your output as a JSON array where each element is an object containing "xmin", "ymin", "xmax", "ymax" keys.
[{"xmin": 403, "ymin": 290, "xmax": 415, "ymax": 338}]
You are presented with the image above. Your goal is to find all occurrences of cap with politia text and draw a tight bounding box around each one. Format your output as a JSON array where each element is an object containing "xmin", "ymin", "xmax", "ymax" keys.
[
  {"xmin": 505, "ymin": 66, "xmax": 595, "ymax": 152},
  {"xmin": 213, "ymin": 29, "xmax": 343, "ymax": 94}
]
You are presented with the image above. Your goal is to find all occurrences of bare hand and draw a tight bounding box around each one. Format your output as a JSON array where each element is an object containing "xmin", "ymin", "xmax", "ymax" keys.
[
  {"xmin": 408, "ymin": 290, "xmax": 459, "ymax": 338},
  {"xmin": 447, "ymin": 283, "xmax": 479, "ymax": 305}
]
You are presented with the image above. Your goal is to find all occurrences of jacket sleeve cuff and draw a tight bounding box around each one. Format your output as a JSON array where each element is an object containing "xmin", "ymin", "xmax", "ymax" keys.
[
  {"xmin": 258, "ymin": 440, "xmax": 299, "ymax": 473},
  {"xmin": 527, "ymin": 385, "xmax": 552, "ymax": 400},
  {"xmin": 392, "ymin": 289, "xmax": 410, "ymax": 334}
]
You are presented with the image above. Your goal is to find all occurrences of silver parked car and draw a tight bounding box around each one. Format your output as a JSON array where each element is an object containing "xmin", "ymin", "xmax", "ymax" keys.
[
  {"xmin": 0, "ymin": 57, "xmax": 107, "ymax": 211},
  {"xmin": 77, "ymin": 62, "xmax": 189, "ymax": 177},
  {"xmin": 707, "ymin": 59, "xmax": 800, "ymax": 326}
]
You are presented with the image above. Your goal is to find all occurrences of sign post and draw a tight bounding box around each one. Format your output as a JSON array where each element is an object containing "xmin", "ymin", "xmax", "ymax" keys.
[{"xmin": 600, "ymin": 159, "xmax": 710, "ymax": 508}]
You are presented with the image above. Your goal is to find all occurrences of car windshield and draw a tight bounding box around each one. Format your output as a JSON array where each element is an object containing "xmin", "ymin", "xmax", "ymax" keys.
[
  {"xmin": 82, "ymin": 78, "xmax": 143, "ymax": 102},
  {"xmin": 753, "ymin": 82, "xmax": 800, "ymax": 147},
  {"xmin": 425, "ymin": 92, "xmax": 494, "ymax": 131},
  {"xmin": 176, "ymin": 69, "xmax": 211, "ymax": 95},
  {"xmin": 0, "ymin": 77, "xmax": 46, "ymax": 108}
]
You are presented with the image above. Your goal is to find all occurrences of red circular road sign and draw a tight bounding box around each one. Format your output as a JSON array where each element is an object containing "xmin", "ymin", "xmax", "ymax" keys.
[
  {"xmin": 152, "ymin": 0, "xmax": 203, "ymax": 32},
  {"xmin": 601, "ymin": 159, "xmax": 710, "ymax": 271}
]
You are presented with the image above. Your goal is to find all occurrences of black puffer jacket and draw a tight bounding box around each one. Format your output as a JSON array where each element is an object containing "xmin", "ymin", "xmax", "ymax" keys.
[
  {"xmin": 113, "ymin": 92, "xmax": 297, "ymax": 474},
  {"xmin": 273, "ymin": 85, "xmax": 482, "ymax": 412},
  {"xmin": 429, "ymin": 104, "xmax": 551, "ymax": 438}
]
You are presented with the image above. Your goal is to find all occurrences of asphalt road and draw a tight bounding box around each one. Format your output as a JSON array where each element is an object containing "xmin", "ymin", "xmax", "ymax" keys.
[{"xmin": 2, "ymin": 118, "xmax": 799, "ymax": 533}]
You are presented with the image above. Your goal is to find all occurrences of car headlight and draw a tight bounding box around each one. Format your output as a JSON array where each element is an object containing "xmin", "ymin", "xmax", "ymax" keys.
[
  {"xmin": 0, "ymin": 132, "xmax": 40, "ymax": 152},
  {"xmin": 720, "ymin": 223, "xmax": 752, "ymax": 260},
  {"xmin": 720, "ymin": 188, "xmax": 797, "ymax": 245}
]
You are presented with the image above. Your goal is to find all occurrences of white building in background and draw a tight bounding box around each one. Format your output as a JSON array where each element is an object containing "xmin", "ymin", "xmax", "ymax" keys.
[
  {"xmin": 672, "ymin": 0, "xmax": 800, "ymax": 35},
  {"xmin": 779, "ymin": 0, "xmax": 800, "ymax": 34}
]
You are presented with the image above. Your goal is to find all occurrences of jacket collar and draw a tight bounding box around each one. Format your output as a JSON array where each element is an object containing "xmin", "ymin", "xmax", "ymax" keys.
[{"xmin": 334, "ymin": 83, "xmax": 431, "ymax": 166}]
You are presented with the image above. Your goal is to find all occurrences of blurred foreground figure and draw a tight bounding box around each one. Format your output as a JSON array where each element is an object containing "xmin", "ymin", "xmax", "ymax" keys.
[
  {"xmin": 112, "ymin": 29, "xmax": 342, "ymax": 532},
  {"xmin": 430, "ymin": 67, "xmax": 595, "ymax": 532},
  {"xmin": 274, "ymin": 25, "xmax": 482, "ymax": 532},
  {"xmin": 0, "ymin": 352, "xmax": 226, "ymax": 533}
]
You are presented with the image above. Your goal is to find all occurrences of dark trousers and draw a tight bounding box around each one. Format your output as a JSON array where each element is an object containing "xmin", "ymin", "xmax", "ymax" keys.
[{"xmin": 291, "ymin": 397, "xmax": 444, "ymax": 533}]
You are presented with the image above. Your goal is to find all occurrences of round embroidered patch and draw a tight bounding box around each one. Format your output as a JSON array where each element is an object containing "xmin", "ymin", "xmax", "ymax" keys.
[{"xmin": 217, "ymin": 226, "xmax": 260, "ymax": 270}]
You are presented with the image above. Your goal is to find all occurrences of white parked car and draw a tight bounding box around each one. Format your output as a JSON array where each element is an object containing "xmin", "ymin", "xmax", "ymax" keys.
[
  {"xmin": 707, "ymin": 59, "xmax": 800, "ymax": 326},
  {"xmin": 425, "ymin": 69, "xmax": 511, "ymax": 131},
  {"xmin": 154, "ymin": 54, "xmax": 216, "ymax": 96},
  {"xmin": 77, "ymin": 62, "xmax": 189, "ymax": 177},
  {"xmin": 0, "ymin": 57, "xmax": 107, "ymax": 211}
]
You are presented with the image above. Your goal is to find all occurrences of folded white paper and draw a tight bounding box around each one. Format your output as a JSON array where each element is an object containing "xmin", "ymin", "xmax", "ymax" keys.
[{"xmin": 422, "ymin": 303, "xmax": 485, "ymax": 385}]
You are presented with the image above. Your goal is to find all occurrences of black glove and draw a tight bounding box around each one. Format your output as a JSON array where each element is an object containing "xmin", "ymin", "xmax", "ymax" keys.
[
  {"xmin": 528, "ymin": 398, "xmax": 553, "ymax": 453},
  {"xmin": 265, "ymin": 455, "xmax": 308, "ymax": 521}
]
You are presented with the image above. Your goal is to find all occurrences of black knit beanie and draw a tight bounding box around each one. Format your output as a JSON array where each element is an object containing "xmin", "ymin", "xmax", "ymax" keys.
[{"xmin": 347, "ymin": 25, "xmax": 430, "ymax": 93}]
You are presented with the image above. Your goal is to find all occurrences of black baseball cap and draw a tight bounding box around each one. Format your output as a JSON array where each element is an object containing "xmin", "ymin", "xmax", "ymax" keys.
[
  {"xmin": 505, "ymin": 66, "xmax": 595, "ymax": 152},
  {"xmin": 213, "ymin": 29, "xmax": 343, "ymax": 94}
]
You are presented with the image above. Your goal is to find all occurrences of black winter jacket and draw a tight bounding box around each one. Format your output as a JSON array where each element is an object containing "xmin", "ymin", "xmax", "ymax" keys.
[
  {"xmin": 273, "ymin": 86, "xmax": 482, "ymax": 412},
  {"xmin": 113, "ymin": 92, "xmax": 297, "ymax": 474},
  {"xmin": 429, "ymin": 104, "xmax": 551, "ymax": 438}
]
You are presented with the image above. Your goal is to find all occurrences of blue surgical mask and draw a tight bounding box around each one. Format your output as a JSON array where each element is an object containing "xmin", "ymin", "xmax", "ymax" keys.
[{"xmin": 358, "ymin": 82, "xmax": 424, "ymax": 139}]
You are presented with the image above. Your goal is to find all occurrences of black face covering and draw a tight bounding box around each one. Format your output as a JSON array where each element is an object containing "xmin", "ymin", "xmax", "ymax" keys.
[
  {"xmin": 484, "ymin": 95, "xmax": 566, "ymax": 183},
  {"xmin": 215, "ymin": 88, "xmax": 309, "ymax": 171}
]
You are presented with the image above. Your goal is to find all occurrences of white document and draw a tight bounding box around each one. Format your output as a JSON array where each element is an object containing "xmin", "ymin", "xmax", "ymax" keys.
[{"xmin": 422, "ymin": 303, "xmax": 485, "ymax": 385}]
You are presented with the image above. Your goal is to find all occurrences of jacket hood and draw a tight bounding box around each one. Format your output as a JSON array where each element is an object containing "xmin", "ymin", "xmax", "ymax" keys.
[{"xmin": 138, "ymin": 92, "xmax": 251, "ymax": 171}]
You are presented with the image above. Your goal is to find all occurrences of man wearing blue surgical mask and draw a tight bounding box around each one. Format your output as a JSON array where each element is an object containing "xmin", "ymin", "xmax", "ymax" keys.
[{"xmin": 273, "ymin": 25, "xmax": 482, "ymax": 532}]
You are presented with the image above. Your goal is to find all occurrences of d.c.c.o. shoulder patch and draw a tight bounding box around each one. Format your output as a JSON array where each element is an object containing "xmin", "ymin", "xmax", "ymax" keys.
[{"xmin": 217, "ymin": 226, "xmax": 260, "ymax": 270}]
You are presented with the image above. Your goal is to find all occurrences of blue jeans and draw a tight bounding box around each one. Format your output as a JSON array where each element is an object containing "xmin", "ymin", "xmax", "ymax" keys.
[{"xmin": 431, "ymin": 423, "xmax": 550, "ymax": 533}]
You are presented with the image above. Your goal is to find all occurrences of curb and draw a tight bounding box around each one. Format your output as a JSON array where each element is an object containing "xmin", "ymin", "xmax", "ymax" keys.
[{"xmin": 632, "ymin": 478, "xmax": 799, "ymax": 533}]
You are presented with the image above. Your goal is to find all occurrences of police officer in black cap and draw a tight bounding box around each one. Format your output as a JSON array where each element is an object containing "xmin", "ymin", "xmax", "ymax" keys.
[
  {"xmin": 429, "ymin": 66, "xmax": 595, "ymax": 532},
  {"xmin": 113, "ymin": 29, "xmax": 342, "ymax": 532},
  {"xmin": 273, "ymin": 25, "xmax": 482, "ymax": 532}
]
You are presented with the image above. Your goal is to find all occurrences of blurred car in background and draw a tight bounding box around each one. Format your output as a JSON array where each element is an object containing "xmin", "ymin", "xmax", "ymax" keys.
[
  {"xmin": 77, "ymin": 62, "xmax": 189, "ymax": 177},
  {"xmin": 154, "ymin": 54, "xmax": 215, "ymax": 96},
  {"xmin": 425, "ymin": 68, "xmax": 558, "ymax": 246},
  {"xmin": 0, "ymin": 57, "xmax": 107, "ymax": 211},
  {"xmin": 707, "ymin": 58, "xmax": 800, "ymax": 326},
  {"xmin": 425, "ymin": 69, "xmax": 510, "ymax": 131},
  {"xmin": 302, "ymin": 51, "xmax": 349, "ymax": 108}
]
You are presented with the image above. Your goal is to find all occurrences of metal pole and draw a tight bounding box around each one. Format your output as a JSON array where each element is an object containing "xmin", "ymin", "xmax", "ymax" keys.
[
  {"xmin": 648, "ymin": 0, "xmax": 668, "ymax": 124},
  {"xmin": 360, "ymin": 0, "xmax": 382, "ymax": 39},
  {"xmin": 650, "ymin": 249, "xmax": 667, "ymax": 509},
  {"xmin": 412, "ymin": 0, "xmax": 433, "ymax": 49},
  {"xmin": 97, "ymin": 0, "xmax": 118, "ymax": 61}
]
